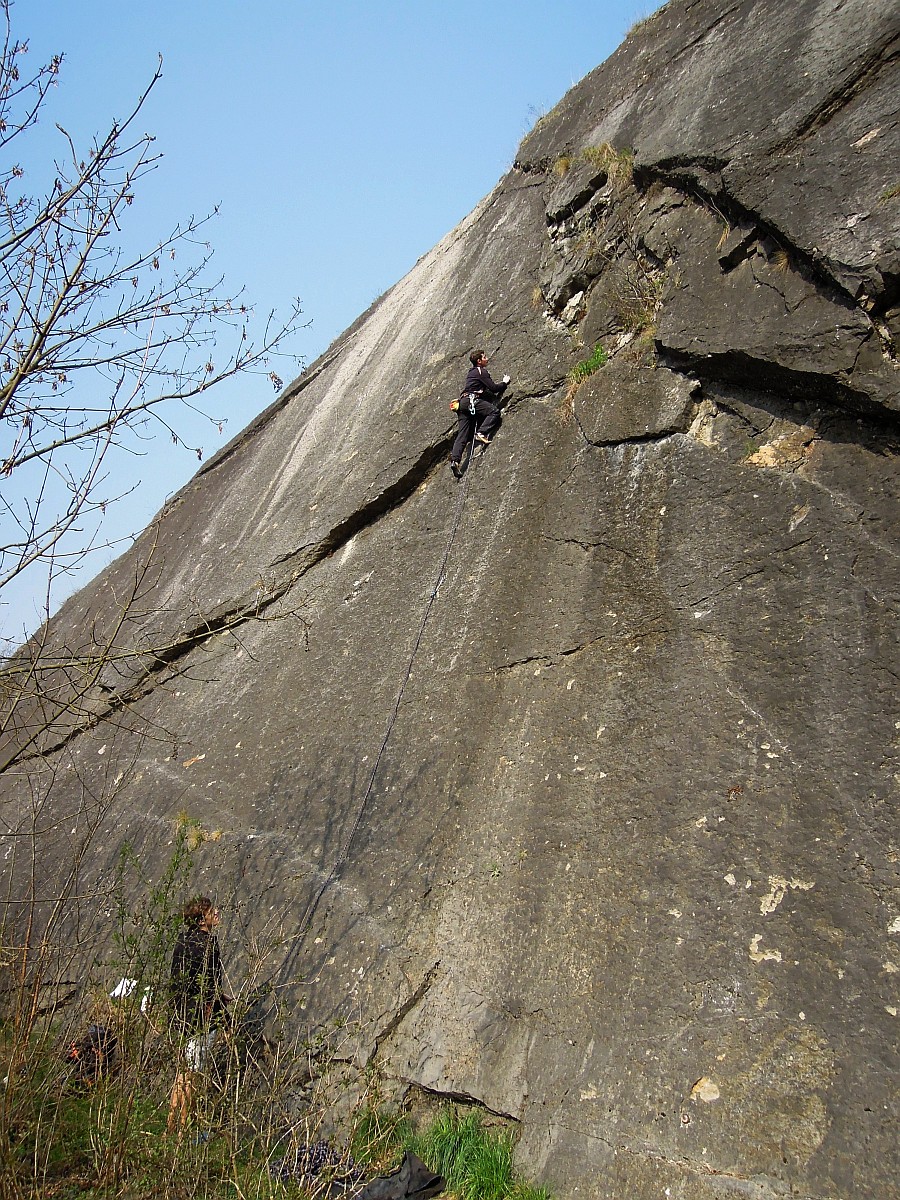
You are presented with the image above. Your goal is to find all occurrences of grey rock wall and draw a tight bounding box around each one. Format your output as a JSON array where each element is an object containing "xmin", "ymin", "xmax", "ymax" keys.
[{"xmin": 2, "ymin": 1, "xmax": 898, "ymax": 1197}]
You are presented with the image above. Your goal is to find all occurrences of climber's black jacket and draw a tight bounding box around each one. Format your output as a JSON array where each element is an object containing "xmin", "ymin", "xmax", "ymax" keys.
[{"xmin": 461, "ymin": 363, "xmax": 507, "ymax": 399}]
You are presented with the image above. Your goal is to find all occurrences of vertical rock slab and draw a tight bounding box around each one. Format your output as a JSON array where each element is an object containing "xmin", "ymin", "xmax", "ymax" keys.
[{"xmin": 1, "ymin": 2, "xmax": 897, "ymax": 1198}]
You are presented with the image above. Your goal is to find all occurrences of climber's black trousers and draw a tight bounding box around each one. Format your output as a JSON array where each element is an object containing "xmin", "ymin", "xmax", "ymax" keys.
[{"xmin": 451, "ymin": 398, "xmax": 502, "ymax": 462}]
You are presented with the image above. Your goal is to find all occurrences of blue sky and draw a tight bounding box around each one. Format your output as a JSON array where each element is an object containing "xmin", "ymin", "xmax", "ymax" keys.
[{"xmin": 6, "ymin": 0, "xmax": 659, "ymax": 642}]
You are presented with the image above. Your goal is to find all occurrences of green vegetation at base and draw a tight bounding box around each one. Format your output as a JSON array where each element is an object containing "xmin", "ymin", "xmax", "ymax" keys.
[
  {"xmin": 1, "ymin": 817, "xmax": 551, "ymax": 1198},
  {"xmin": 352, "ymin": 1105, "xmax": 551, "ymax": 1200},
  {"xmin": 0, "ymin": 1058, "xmax": 553, "ymax": 1200},
  {"xmin": 409, "ymin": 1107, "xmax": 550, "ymax": 1200}
]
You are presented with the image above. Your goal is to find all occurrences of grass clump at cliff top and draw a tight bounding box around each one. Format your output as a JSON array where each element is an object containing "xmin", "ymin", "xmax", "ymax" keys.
[
  {"xmin": 352, "ymin": 1105, "xmax": 551, "ymax": 1200},
  {"xmin": 553, "ymin": 142, "xmax": 634, "ymax": 183},
  {"xmin": 628, "ymin": 1, "xmax": 670, "ymax": 37}
]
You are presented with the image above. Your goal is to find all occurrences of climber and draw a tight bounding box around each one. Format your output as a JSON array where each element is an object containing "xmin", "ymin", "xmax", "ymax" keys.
[{"xmin": 449, "ymin": 350, "xmax": 510, "ymax": 478}]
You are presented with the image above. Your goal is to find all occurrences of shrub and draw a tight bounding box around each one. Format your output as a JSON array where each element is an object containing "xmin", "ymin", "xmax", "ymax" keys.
[{"xmin": 0, "ymin": 820, "xmax": 307, "ymax": 1198}]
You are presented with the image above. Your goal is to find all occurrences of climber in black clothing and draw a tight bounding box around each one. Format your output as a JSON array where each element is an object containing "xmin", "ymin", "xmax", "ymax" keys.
[{"xmin": 449, "ymin": 350, "xmax": 510, "ymax": 477}]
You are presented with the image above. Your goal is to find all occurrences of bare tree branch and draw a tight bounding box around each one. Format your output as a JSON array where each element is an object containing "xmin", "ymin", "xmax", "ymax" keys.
[{"xmin": 0, "ymin": 2, "xmax": 307, "ymax": 621}]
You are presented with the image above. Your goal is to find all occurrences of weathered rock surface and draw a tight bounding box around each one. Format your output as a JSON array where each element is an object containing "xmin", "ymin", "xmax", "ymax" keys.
[{"xmin": 3, "ymin": 2, "xmax": 898, "ymax": 1198}]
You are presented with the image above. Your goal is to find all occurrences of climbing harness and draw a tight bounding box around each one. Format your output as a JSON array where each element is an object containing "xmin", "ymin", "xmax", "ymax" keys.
[
  {"xmin": 286, "ymin": 427, "xmax": 481, "ymax": 961},
  {"xmin": 449, "ymin": 392, "xmax": 478, "ymax": 415}
]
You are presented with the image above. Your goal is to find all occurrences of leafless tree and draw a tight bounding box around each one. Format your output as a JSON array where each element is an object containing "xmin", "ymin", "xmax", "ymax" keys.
[
  {"xmin": 0, "ymin": 0, "xmax": 305, "ymax": 636},
  {"xmin": 0, "ymin": 1, "xmax": 311, "ymax": 1079}
]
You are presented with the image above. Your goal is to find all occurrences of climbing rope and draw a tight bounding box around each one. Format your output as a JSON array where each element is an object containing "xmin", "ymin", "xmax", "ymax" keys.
[{"xmin": 289, "ymin": 432, "xmax": 480, "ymax": 952}]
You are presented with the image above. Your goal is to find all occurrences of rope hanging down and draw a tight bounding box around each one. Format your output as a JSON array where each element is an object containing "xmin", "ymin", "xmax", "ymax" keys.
[{"xmin": 291, "ymin": 434, "xmax": 481, "ymax": 949}]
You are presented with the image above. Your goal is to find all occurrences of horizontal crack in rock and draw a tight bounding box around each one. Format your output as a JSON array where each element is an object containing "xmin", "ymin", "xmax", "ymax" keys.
[
  {"xmin": 0, "ymin": 581, "xmax": 305, "ymax": 773},
  {"xmin": 496, "ymin": 620, "xmax": 671, "ymax": 673},
  {"xmin": 404, "ymin": 1080, "xmax": 521, "ymax": 1125}
]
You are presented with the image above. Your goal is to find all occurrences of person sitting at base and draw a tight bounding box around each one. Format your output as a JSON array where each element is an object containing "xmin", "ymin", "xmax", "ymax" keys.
[
  {"xmin": 63, "ymin": 994, "xmax": 119, "ymax": 1090},
  {"xmin": 449, "ymin": 350, "xmax": 510, "ymax": 477},
  {"xmin": 167, "ymin": 895, "xmax": 229, "ymax": 1134}
]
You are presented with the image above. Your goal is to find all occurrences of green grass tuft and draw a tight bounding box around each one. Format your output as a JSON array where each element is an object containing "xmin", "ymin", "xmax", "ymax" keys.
[
  {"xmin": 567, "ymin": 343, "xmax": 608, "ymax": 390},
  {"xmin": 406, "ymin": 1108, "xmax": 550, "ymax": 1200}
]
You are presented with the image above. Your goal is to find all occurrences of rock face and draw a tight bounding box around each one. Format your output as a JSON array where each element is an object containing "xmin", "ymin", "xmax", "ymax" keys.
[{"xmin": 3, "ymin": 2, "xmax": 898, "ymax": 1197}]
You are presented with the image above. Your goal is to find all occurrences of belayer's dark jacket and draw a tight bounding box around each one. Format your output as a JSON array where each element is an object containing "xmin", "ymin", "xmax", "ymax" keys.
[{"xmin": 169, "ymin": 925, "xmax": 225, "ymax": 1034}]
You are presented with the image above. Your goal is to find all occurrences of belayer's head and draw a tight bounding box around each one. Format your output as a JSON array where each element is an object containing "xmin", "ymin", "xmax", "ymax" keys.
[
  {"xmin": 470, "ymin": 349, "xmax": 487, "ymax": 367},
  {"xmin": 183, "ymin": 895, "xmax": 219, "ymax": 930}
]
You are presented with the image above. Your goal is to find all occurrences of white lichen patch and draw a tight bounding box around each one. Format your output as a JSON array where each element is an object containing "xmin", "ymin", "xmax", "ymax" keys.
[
  {"xmin": 690, "ymin": 1077, "xmax": 721, "ymax": 1103},
  {"xmin": 852, "ymin": 127, "xmax": 881, "ymax": 147},
  {"xmin": 759, "ymin": 875, "xmax": 815, "ymax": 915},
  {"xmin": 789, "ymin": 503, "xmax": 811, "ymax": 531},
  {"xmin": 745, "ymin": 427, "xmax": 817, "ymax": 470},
  {"xmin": 749, "ymin": 934, "xmax": 782, "ymax": 963}
]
